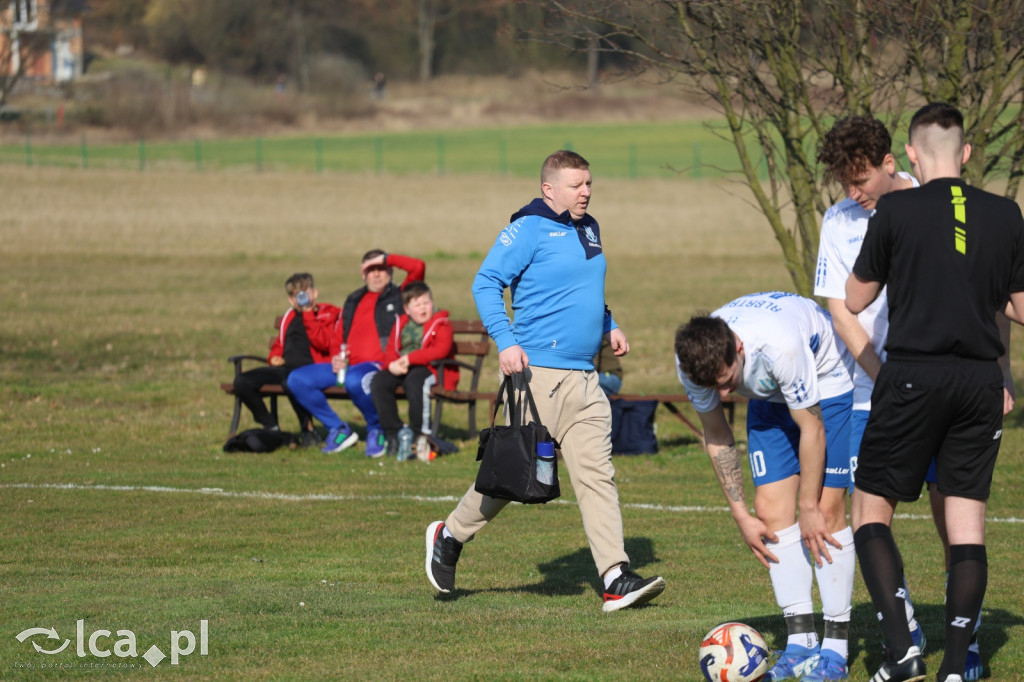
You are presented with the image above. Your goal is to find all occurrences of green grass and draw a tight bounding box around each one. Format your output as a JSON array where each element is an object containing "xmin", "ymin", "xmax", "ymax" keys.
[
  {"xmin": 0, "ymin": 120, "xmax": 748, "ymax": 179},
  {"xmin": 1, "ymin": 166, "xmax": 1023, "ymax": 680}
]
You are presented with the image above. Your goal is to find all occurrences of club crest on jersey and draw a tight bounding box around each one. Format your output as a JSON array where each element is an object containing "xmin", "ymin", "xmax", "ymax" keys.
[
  {"xmin": 500, "ymin": 221, "xmax": 521, "ymax": 247},
  {"xmin": 575, "ymin": 221, "xmax": 603, "ymax": 259}
]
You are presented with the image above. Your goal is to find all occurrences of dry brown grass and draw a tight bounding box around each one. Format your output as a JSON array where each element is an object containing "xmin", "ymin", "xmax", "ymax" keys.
[
  {"xmin": 3, "ymin": 165, "xmax": 791, "ymax": 397},
  {"xmin": 1, "ymin": 167, "xmax": 779, "ymax": 259}
]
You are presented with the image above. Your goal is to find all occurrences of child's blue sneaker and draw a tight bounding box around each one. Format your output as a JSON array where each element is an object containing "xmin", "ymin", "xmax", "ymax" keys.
[
  {"xmin": 322, "ymin": 425, "xmax": 358, "ymax": 453},
  {"xmin": 765, "ymin": 644, "xmax": 820, "ymax": 681},
  {"xmin": 365, "ymin": 428, "xmax": 386, "ymax": 458},
  {"xmin": 801, "ymin": 648, "xmax": 848, "ymax": 681}
]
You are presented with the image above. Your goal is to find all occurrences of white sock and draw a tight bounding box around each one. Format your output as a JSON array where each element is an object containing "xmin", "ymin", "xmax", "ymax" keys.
[
  {"xmin": 821, "ymin": 635, "xmax": 848, "ymax": 661},
  {"xmin": 815, "ymin": 526, "xmax": 854, "ymax": 660},
  {"xmin": 442, "ymin": 526, "xmax": 454, "ymax": 541},
  {"xmin": 815, "ymin": 524, "xmax": 854, "ymax": 655},
  {"xmin": 603, "ymin": 565, "xmax": 623, "ymax": 589},
  {"xmin": 788, "ymin": 632, "xmax": 819, "ymax": 650},
  {"xmin": 767, "ymin": 522, "xmax": 817, "ymax": 649}
]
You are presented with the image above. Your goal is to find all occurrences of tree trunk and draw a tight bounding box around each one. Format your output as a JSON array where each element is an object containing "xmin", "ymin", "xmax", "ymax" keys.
[
  {"xmin": 418, "ymin": 0, "xmax": 436, "ymax": 82},
  {"xmin": 586, "ymin": 35, "xmax": 598, "ymax": 89}
]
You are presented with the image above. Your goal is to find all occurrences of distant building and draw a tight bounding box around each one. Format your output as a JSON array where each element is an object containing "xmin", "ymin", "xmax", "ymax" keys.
[{"xmin": 2, "ymin": 0, "xmax": 85, "ymax": 84}]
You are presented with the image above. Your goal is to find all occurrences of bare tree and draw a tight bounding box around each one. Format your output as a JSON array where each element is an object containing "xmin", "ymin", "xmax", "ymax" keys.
[{"xmin": 533, "ymin": 0, "xmax": 1024, "ymax": 296}]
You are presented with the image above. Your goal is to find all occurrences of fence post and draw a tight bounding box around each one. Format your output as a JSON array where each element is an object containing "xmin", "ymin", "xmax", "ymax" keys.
[
  {"xmin": 80, "ymin": 133, "xmax": 88, "ymax": 169},
  {"xmin": 315, "ymin": 138, "xmax": 323, "ymax": 173},
  {"xmin": 195, "ymin": 139, "xmax": 202, "ymax": 171}
]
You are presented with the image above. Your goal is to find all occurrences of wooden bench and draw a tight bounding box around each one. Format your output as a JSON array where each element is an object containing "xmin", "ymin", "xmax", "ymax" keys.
[
  {"xmin": 220, "ymin": 319, "xmax": 497, "ymax": 437},
  {"xmin": 609, "ymin": 392, "xmax": 744, "ymax": 441}
]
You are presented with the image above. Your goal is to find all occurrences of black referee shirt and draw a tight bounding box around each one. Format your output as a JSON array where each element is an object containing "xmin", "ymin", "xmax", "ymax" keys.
[{"xmin": 853, "ymin": 178, "xmax": 1024, "ymax": 360}]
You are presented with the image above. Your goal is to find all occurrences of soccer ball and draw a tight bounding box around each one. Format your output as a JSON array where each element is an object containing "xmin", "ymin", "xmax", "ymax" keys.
[{"xmin": 698, "ymin": 622, "xmax": 770, "ymax": 682}]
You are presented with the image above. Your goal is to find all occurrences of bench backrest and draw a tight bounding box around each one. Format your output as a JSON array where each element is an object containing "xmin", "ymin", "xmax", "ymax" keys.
[{"xmin": 440, "ymin": 319, "xmax": 490, "ymax": 392}]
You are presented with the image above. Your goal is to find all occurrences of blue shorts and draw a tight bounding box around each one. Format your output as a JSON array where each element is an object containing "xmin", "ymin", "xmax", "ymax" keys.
[{"xmin": 746, "ymin": 390, "xmax": 853, "ymax": 489}]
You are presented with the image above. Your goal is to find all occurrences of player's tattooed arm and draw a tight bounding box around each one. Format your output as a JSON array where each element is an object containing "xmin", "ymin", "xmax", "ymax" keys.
[
  {"xmin": 706, "ymin": 430, "xmax": 779, "ymax": 568},
  {"xmin": 699, "ymin": 405, "xmax": 747, "ymax": 505},
  {"xmin": 709, "ymin": 444, "xmax": 746, "ymax": 503},
  {"xmin": 806, "ymin": 403, "xmax": 823, "ymax": 423}
]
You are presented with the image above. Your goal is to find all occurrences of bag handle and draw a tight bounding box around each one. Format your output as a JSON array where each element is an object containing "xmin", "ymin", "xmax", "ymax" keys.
[{"xmin": 487, "ymin": 374, "xmax": 543, "ymax": 429}]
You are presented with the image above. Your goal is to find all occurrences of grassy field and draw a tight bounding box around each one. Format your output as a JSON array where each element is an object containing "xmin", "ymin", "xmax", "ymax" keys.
[
  {"xmin": 1, "ymin": 165, "xmax": 1022, "ymax": 680},
  {"xmin": 0, "ymin": 120, "xmax": 750, "ymax": 180}
]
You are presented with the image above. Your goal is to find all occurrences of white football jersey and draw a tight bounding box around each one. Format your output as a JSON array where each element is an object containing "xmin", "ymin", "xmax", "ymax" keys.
[
  {"xmin": 814, "ymin": 172, "xmax": 917, "ymax": 409},
  {"xmin": 677, "ymin": 292, "xmax": 854, "ymax": 413}
]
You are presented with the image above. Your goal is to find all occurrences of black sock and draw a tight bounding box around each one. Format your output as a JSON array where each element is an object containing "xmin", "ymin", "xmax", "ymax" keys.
[
  {"xmin": 854, "ymin": 523, "xmax": 914, "ymax": 659},
  {"xmin": 823, "ymin": 619, "xmax": 849, "ymax": 642},
  {"xmin": 783, "ymin": 613, "xmax": 816, "ymax": 649},
  {"xmin": 938, "ymin": 544, "xmax": 987, "ymax": 681}
]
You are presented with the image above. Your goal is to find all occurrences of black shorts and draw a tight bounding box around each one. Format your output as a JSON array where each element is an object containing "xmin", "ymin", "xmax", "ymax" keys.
[{"xmin": 855, "ymin": 357, "xmax": 1003, "ymax": 502}]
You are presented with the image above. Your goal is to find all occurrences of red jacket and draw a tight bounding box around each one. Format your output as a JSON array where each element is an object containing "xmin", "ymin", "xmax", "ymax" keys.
[
  {"xmin": 270, "ymin": 303, "xmax": 341, "ymax": 363},
  {"xmin": 383, "ymin": 309, "xmax": 459, "ymax": 390},
  {"xmin": 328, "ymin": 252, "xmax": 427, "ymax": 360}
]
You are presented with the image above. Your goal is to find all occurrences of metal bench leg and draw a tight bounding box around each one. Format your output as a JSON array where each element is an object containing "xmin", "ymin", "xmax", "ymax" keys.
[
  {"xmin": 659, "ymin": 400, "xmax": 704, "ymax": 440},
  {"xmin": 229, "ymin": 396, "xmax": 243, "ymax": 436},
  {"xmin": 431, "ymin": 399, "xmax": 444, "ymax": 437},
  {"xmin": 467, "ymin": 401, "xmax": 478, "ymax": 437}
]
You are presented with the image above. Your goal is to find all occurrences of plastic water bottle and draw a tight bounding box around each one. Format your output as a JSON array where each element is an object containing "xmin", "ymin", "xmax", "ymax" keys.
[
  {"xmin": 397, "ymin": 426, "xmax": 414, "ymax": 461},
  {"xmin": 535, "ymin": 441, "xmax": 555, "ymax": 485},
  {"xmin": 336, "ymin": 343, "xmax": 348, "ymax": 386}
]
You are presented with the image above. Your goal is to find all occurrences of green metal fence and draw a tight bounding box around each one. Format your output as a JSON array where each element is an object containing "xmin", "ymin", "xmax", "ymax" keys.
[{"xmin": 0, "ymin": 121, "xmax": 762, "ymax": 180}]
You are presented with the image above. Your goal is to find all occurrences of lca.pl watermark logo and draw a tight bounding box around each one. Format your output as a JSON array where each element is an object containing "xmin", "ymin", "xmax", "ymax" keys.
[{"xmin": 14, "ymin": 619, "xmax": 208, "ymax": 669}]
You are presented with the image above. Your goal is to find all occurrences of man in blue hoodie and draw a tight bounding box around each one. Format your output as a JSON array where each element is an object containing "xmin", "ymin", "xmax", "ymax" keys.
[{"xmin": 424, "ymin": 150, "xmax": 666, "ymax": 612}]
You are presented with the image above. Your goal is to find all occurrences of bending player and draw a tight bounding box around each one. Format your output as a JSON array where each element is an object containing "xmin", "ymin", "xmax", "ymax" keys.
[{"xmin": 675, "ymin": 292, "xmax": 855, "ymax": 682}]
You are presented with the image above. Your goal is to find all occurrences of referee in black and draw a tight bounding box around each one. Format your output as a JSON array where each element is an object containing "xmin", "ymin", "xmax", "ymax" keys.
[{"xmin": 846, "ymin": 102, "xmax": 1024, "ymax": 682}]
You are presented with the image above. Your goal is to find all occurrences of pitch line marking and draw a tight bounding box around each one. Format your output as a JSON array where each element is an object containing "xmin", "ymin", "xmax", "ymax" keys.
[{"xmin": 3, "ymin": 482, "xmax": 1023, "ymax": 524}]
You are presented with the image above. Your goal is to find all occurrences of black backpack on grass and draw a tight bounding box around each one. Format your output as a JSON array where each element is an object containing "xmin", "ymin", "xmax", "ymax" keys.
[{"xmin": 223, "ymin": 428, "xmax": 294, "ymax": 453}]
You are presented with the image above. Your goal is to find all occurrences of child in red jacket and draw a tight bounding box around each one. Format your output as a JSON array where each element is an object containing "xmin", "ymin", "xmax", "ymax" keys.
[
  {"xmin": 233, "ymin": 273, "xmax": 339, "ymax": 439},
  {"xmin": 370, "ymin": 281, "xmax": 458, "ymax": 461}
]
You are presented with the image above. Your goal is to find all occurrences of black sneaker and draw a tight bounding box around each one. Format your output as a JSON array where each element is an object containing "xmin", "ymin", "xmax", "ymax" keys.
[
  {"xmin": 425, "ymin": 521, "xmax": 462, "ymax": 593},
  {"xmin": 300, "ymin": 430, "xmax": 321, "ymax": 448},
  {"xmin": 385, "ymin": 433, "xmax": 399, "ymax": 457},
  {"xmin": 601, "ymin": 568, "xmax": 666, "ymax": 612},
  {"xmin": 870, "ymin": 645, "xmax": 926, "ymax": 682}
]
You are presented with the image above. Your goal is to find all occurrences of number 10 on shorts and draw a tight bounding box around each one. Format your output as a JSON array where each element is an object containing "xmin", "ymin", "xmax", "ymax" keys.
[{"xmin": 749, "ymin": 450, "xmax": 767, "ymax": 478}]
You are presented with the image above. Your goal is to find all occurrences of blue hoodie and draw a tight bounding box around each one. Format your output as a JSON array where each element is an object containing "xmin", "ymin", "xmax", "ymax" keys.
[{"xmin": 472, "ymin": 198, "xmax": 616, "ymax": 370}]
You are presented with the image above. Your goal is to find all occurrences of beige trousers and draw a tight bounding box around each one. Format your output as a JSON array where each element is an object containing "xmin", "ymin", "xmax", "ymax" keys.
[{"xmin": 445, "ymin": 365, "xmax": 630, "ymax": 576}]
